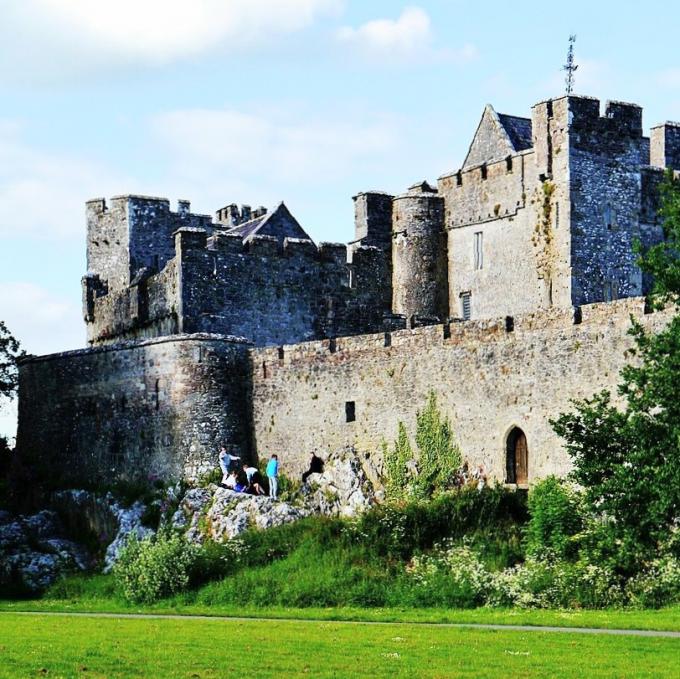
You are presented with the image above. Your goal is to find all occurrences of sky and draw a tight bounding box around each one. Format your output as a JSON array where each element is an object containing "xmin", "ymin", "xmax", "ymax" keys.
[{"xmin": 2, "ymin": 0, "xmax": 680, "ymax": 438}]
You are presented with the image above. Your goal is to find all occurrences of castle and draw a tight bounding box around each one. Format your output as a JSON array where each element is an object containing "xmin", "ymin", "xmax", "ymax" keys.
[{"xmin": 16, "ymin": 94, "xmax": 680, "ymax": 488}]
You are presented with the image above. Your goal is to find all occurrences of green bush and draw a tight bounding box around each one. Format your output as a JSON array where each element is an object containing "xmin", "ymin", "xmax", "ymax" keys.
[
  {"xmin": 113, "ymin": 531, "xmax": 200, "ymax": 604},
  {"xmin": 525, "ymin": 476, "xmax": 583, "ymax": 560},
  {"xmin": 625, "ymin": 555, "xmax": 680, "ymax": 608},
  {"xmin": 348, "ymin": 485, "xmax": 527, "ymax": 562},
  {"xmin": 401, "ymin": 542, "xmax": 489, "ymax": 608},
  {"xmin": 383, "ymin": 392, "xmax": 461, "ymax": 501}
]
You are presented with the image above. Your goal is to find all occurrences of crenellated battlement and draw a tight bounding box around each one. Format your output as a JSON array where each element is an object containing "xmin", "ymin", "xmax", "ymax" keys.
[
  {"xmin": 82, "ymin": 92, "xmax": 678, "ymax": 355},
  {"xmin": 16, "ymin": 87, "xmax": 680, "ymax": 488},
  {"xmin": 253, "ymin": 296, "xmax": 668, "ymax": 367}
]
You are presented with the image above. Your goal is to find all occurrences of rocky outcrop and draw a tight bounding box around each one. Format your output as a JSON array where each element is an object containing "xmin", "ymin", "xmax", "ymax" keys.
[
  {"xmin": 173, "ymin": 486, "xmax": 307, "ymax": 544},
  {"xmin": 0, "ymin": 508, "xmax": 91, "ymax": 593},
  {"xmin": 52, "ymin": 490, "xmax": 154, "ymax": 572},
  {"xmin": 300, "ymin": 451, "xmax": 381, "ymax": 517},
  {"xmin": 1, "ymin": 450, "xmax": 380, "ymax": 591}
]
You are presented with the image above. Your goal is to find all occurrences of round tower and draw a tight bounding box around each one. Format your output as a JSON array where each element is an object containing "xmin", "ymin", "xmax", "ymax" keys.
[{"xmin": 392, "ymin": 181, "xmax": 448, "ymax": 321}]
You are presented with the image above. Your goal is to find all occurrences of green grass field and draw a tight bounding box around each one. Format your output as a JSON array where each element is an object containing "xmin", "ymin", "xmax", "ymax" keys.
[
  {"xmin": 0, "ymin": 612, "xmax": 678, "ymax": 678},
  {"xmin": 2, "ymin": 596, "xmax": 680, "ymax": 633}
]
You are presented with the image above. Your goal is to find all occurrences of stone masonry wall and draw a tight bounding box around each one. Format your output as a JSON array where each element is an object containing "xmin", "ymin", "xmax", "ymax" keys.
[
  {"xmin": 175, "ymin": 229, "xmax": 389, "ymax": 346},
  {"xmin": 250, "ymin": 298, "xmax": 672, "ymax": 480},
  {"xmin": 567, "ymin": 98, "xmax": 648, "ymax": 305},
  {"xmin": 84, "ymin": 259, "xmax": 180, "ymax": 345},
  {"xmin": 16, "ymin": 335, "xmax": 252, "ymax": 486},
  {"xmin": 392, "ymin": 188, "xmax": 448, "ymax": 320}
]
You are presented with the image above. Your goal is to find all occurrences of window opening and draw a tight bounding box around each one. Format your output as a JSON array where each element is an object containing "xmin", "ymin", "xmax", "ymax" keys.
[{"xmin": 473, "ymin": 232, "xmax": 483, "ymax": 270}]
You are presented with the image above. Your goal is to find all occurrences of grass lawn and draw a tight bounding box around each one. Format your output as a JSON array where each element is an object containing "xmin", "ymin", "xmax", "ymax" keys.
[
  {"xmin": 2, "ymin": 590, "xmax": 680, "ymax": 633},
  {"xmin": 0, "ymin": 612, "xmax": 679, "ymax": 678}
]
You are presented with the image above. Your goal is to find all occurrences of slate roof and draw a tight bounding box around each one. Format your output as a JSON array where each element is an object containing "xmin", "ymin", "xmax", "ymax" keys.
[
  {"xmin": 225, "ymin": 202, "xmax": 312, "ymax": 244},
  {"xmin": 497, "ymin": 114, "xmax": 533, "ymax": 152},
  {"xmin": 227, "ymin": 215, "xmax": 268, "ymax": 241}
]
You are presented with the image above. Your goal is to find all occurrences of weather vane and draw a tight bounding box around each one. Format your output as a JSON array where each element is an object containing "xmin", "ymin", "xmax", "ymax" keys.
[{"xmin": 563, "ymin": 34, "xmax": 578, "ymax": 94}]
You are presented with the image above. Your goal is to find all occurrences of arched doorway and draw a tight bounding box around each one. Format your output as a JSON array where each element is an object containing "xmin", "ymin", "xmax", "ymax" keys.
[{"xmin": 506, "ymin": 427, "xmax": 528, "ymax": 485}]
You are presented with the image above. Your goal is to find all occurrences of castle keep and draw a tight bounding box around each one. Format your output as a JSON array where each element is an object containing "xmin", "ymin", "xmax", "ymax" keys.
[{"xmin": 16, "ymin": 95, "xmax": 680, "ymax": 487}]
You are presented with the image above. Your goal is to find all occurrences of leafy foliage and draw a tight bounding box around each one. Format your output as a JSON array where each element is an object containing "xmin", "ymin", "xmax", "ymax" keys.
[
  {"xmin": 383, "ymin": 392, "xmax": 462, "ymax": 500},
  {"xmin": 634, "ymin": 170, "xmax": 680, "ymax": 307},
  {"xmin": 0, "ymin": 321, "xmax": 23, "ymax": 404},
  {"xmin": 525, "ymin": 476, "xmax": 583, "ymax": 560},
  {"xmin": 552, "ymin": 171, "xmax": 680, "ymax": 572},
  {"xmin": 113, "ymin": 531, "xmax": 200, "ymax": 603},
  {"xmin": 382, "ymin": 423, "xmax": 413, "ymax": 500}
]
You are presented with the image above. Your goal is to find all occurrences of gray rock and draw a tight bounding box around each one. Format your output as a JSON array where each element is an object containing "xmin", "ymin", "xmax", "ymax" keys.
[
  {"xmin": 103, "ymin": 500, "xmax": 154, "ymax": 572},
  {"xmin": 8, "ymin": 551, "xmax": 66, "ymax": 592},
  {"xmin": 23, "ymin": 510, "xmax": 61, "ymax": 539},
  {"xmin": 0, "ymin": 521, "xmax": 26, "ymax": 550}
]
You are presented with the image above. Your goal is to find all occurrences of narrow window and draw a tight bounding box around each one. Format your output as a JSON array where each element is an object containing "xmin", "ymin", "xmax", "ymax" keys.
[
  {"xmin": 329, "ymin": 338, "xmax": 337, "ymax": 353},
  {"xmin": 546, "ymin": 100, "xmax": 554, "ymax": 118},
  {"xmin": 154, "ymin": 379, "xmax": 161, "ymax": 411},
  {"xmin": 384, "ymin": 332, "xmax": 392, "ymax": 348},
  {"xmin": 460, "ymin": 292, "xmax": 472, "ymax": 321},
  {"xmin": 505, "ymin": 316, "xmax": 514, "ymax": 332},
  {"xmin": 481, "ymin": 164, "xmax": 488, "ymax": 180},
  {"xmin": 345, "ymin": 401, "xmax": 356, "ymax": 423},
  {"xmin": 506, "ymin": 156, "xmax": 513, "ymax": 173},
  {"xmin": 277, "ymin": 347, "xmax": 285, "ymax": 360},
  {"xmin": 262, "ymin": 361, "xmax": 268, "ymax": 379},
  {"xmin": 604, "ymin": 280, "xmax": 618, "ymax": 302},
  {"xmin": 456, "ymin": 171, "xmax": 463, "ymax": 187},
  {"xmin": 573, "ymin": 306, "xmax": 583, "ymax": 325},
  {"xmin": 603, "ymin": 204, "xmax": 615, "ymax": 230},
  {"xmin": 473, "ymin": 232, "xmax": 483, "ymax": 270}
]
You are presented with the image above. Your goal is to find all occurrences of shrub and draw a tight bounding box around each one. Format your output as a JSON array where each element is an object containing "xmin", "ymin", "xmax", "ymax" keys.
[
  {"xmin": 625, "ymin": 555, "xmax": 680, "ymax": 608},
  {"xmin": 487, "ymin": 557, "xmax": 622, "ymax": 609},
  {"xmin": 383, "ymin": 392, "xmax": 461, "ymax": 501},
  {"xmin": 349, "ymin": 485, "xmax": 527, "ymax": 561},
  {"xmin": 113, "ymin": 531, "xmax": 199, "ymax": 603},
  {"xmin": 525, "ymin": 476, "xmax": 583, "ymax": 560},
  {"xmin": 382, "ymin": 423, "xmax": 413, "ymax": 501},
  {"xmin": 404, "ymin": 542, "xmax": 490, "ymax": 608}
]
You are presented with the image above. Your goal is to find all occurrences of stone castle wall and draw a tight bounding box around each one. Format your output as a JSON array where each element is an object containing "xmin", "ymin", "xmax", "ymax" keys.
[
  {"xmin": 175, "ymin": 229, "xmax": 389, "ymax": 346},
  {"xmin": 16, "ymin": 335, "xmax": 252, "ymax": 486},
  {"xmin": 249, "ymin": 297, "xmax": 672, "ymax": 479}
]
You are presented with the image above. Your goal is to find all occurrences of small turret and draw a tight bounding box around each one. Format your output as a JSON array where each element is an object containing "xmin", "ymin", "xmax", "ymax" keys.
[{"xmin": 392, "ymin": 181, "xmax": 448, "ymax": 321}]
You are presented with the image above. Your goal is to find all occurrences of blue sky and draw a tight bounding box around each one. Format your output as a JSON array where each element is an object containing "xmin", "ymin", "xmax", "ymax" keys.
[{"xmin": 2, "ymin": 0, "xmax": 680, "ymax": 436}]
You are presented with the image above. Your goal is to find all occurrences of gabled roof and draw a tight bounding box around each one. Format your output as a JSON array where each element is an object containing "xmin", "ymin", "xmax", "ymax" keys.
[
  {"xmin": 226, "ymin": 202, "xmax": 313, "ymax": 245},
  {"xmin": 463, "ymin": 104, "xmax": 533, "ymax": 169},
  {"xmin": 497, "ymin": 113, "xmax": 533, "ymax": 152}
]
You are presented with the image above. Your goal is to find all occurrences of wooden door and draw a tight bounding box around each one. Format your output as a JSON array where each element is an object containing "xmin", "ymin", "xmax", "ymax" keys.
[{"xmin": 515, "ymin": 431, "xmax": 528, "ymax": 485}]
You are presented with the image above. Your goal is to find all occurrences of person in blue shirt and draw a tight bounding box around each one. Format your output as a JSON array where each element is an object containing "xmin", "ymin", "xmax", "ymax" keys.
[{"xmin": 266, "ymin": 455, "xmax": 279, "ymax": 499}]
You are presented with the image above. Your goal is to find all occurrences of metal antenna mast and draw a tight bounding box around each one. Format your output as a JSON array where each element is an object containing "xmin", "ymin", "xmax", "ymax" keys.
[{"xmin": 563, "ymin": 34, "xmax": 578, "ymax": 94}]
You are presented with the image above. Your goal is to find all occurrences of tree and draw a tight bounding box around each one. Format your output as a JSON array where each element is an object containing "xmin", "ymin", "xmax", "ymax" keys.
[
  {"xmin": 383, "ymin": 392, "xmax": 461, "ymax": 501},
  {"xmin": 0, "ymin": 321, "xmax": 23, "ymax": 405},
  {"xmin": 551, "ymin": 171, "xmax": 680, "ymax": 567}
]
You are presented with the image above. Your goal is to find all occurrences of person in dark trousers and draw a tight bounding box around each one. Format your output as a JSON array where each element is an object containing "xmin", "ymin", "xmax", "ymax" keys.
[{"xmin": 302, "ymin": 452, "xmax": 324, "ymax": 484}]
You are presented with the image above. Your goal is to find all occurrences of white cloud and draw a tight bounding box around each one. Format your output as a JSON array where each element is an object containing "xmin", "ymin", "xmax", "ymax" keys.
[
  {"xmin": 336, "ymin": 6, "xmax": 476, "ymax": 63},
  {"xmin": 0, "ymin": 283, "xmax": 83, "ymax": 440},
  {"xmin": 0, "ymin": 121, "xmax": 127, "ymax": 240},
  {"xmin": 0, "ymin": 283, "xmax": 84, "ymax": 357},
  {"xmin": 0, "ymin": 281, "xmax": 84, "ymax": 439},
  {"xmin": 0, "ymin": 0, "xmax": 342, "ymax": 77},
  {"xmin": 151, "ymin": 106, "xmax": 401, "ymax": 209}
]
